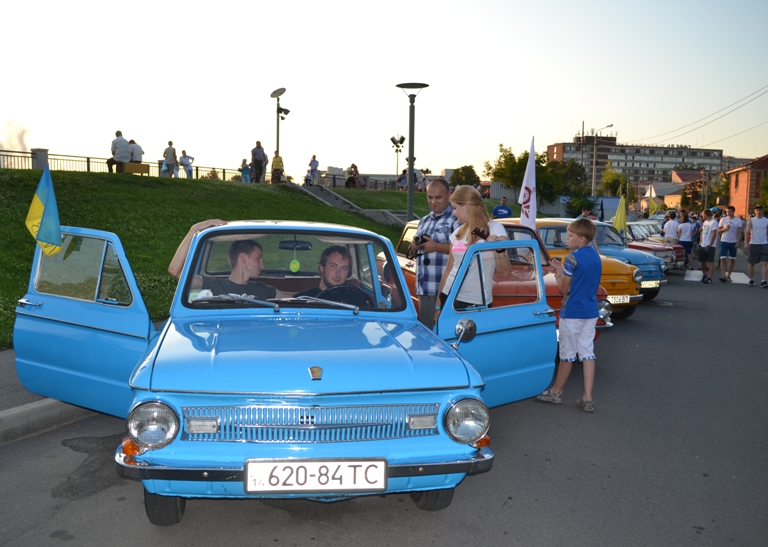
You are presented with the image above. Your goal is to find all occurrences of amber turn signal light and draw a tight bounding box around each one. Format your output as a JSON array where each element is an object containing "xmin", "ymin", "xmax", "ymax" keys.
[
  {"xmin": 472, "ymin": 434, "xmax": 491, "ymax": 448},
  {"xmin": 122, "ymin": 436, "xmax": 142, "ymax": 456}
]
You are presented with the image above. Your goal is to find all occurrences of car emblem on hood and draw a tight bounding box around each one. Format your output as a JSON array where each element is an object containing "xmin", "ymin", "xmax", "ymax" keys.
[{"xmin": 308, "ymin": 366, "xmax": 323, "ymax": 381}]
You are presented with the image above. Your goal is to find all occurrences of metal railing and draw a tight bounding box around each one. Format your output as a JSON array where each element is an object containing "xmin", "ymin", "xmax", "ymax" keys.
[
  {"xmin": 0, "ymin": 149, "xmax": 245, "ymax": 182},
  {"xmin": 321, "ymin": 174, "xmax": 397, "ymax": 191}
]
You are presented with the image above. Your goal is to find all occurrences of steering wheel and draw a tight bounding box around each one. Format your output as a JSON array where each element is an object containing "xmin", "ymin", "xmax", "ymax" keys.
[{"xmin": 316, "ymin": 284, "xmax": 375, "ymax": 308}]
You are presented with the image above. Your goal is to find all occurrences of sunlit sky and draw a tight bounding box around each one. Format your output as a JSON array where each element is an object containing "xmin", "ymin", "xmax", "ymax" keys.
[{"xmin": 3, "ymin": 0, "xmax": 767, "ymax": 181}]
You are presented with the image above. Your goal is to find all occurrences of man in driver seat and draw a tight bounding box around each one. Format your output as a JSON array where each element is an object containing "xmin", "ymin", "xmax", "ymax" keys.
[{"xmin": 296, "ymin": 245, "xmax": 352, "ymax": 298}]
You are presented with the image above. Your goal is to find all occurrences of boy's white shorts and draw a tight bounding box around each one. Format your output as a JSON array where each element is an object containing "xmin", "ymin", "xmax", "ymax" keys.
[{"xmin": 558, "ymin": 317, "xmax": 597, "ymax": 362}]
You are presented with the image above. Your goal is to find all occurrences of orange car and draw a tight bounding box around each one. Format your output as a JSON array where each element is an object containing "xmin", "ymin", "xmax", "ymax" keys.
[{"xmin": 395, "ymin": 221, "xmax": 612, "ymax": 333}]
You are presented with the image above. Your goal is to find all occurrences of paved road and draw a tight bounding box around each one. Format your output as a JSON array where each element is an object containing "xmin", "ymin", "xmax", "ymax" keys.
[{"xmin": 1, "ymin": 257, "xmax": 766, "ymax": 546}]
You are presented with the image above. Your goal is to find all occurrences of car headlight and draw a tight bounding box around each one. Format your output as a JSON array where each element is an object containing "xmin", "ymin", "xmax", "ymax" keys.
[
  {"xmin": 444, "ymin": 399, "xmax": 490, "ymax": 444},
  {"xmin": 127, "ymin": 402, "xmax": 179, "ymax": 450},
  {"xmin": 597, "ymin": 299, "xmax": 613, "ymax": 318},
  {"xmin": 633, "ymin": 269, "xmax": 643, "ymax": 282},
  {"xmin": 660, "ymin": 262, "xmax": 667, "ymax": 272}
]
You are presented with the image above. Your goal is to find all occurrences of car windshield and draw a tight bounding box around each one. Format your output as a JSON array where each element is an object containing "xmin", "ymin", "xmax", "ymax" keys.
[
  {"xmin": 183, "ymin": 230, "xmax": 406, "ymax": 312},
  {"xmin": 595, "ymin": 225, "xmax": 625, "ymax": 246}
]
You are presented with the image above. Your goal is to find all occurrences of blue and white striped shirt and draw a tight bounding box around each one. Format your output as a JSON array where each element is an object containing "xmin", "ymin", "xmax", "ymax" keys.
[{"xmin": 415, "ymin": 206, "xmax": 460, "ymax": 296}]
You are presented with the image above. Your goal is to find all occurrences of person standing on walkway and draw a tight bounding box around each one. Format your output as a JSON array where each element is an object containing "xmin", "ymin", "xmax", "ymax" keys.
[
  {"xmin": 718, "ymin": 206, "xmax": 744, "ymax": 282},
  {"xmin": 677, "ymin": 211, "xmax": 694, "ymax": 269},
  {"xmin": 699, "ymin": 209, "xmax": 718, "ymax": 284},
  {"xmin": 179, "ymin": 150, "xmax": 194, "ymax": 178},
  {"xmin": 240, "ymin": 159, "xmax": 251, "ymax": 183},
  {"xmin": 345, "ymin": 164, "xmax": 359, "ymax": 189},
  {"xmin": 308, "ymin": 155, "xmax": 319, "ymax": 186},
  {"xmin": 745, "ymin": 204, "xmax": 768, "ymax": 287},
  {"xmin": 663, "ymin": 211, "xmax": 679, "ymax": 243},
  {"xmin": 163, "ymin": 141, "xmax": 177, "ymax": 178},
  {"xmin": 271, "ymin": 150, "xmax": 284, "ymax": 184},
  {"xmin": 128, "ymin": 139, "xmax": 144, "ymax": 164},
  {"xmin": 251, "ymin": 141, "xmax": 268, "ymax": 183},
  {"xmin": 408, "ymin": 178, "xmax": 460, "ymax": 329},
  {"xmin": 107, "ymin": 130, "xmax": 131, "ymax": 173}
]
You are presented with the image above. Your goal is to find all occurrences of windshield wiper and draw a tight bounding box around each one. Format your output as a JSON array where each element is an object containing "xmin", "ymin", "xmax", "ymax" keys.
[
  {"xmin": 194, "ymin": 294, "xmax": 279, "ymax": 311},
  {"xmin": 273, "ymin": 296, "xmax": 360, "ymax": 313}
]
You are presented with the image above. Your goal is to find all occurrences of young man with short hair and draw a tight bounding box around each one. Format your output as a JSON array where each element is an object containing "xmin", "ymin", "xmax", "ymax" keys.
[
  {"xmin": 745, "ymin": 205, "xmax": 768, "ymax": 287},
  {"xmin": 699, "ymin": 209, "xmax": 718, "ymax": 284},
  {"xmin": 718, "ymin": 206, "xmax": 744, "ymax": 282}
]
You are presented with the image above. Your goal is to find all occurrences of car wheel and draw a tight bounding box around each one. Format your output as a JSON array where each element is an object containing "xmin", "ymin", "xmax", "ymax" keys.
[
  {"xmin": 144, "ymin": 489, "xmax": 186, "ymax": 526},
  {"xmin": 610, "ymin": 305, "xmax": 637, "ymax": 320},
  {"xmin": 642, "ymin": 289, "xmax": 660, "ymax": 301},
  {"xmin": 410, "ymin": 488, "xmax": 455, "ymax": 511}
]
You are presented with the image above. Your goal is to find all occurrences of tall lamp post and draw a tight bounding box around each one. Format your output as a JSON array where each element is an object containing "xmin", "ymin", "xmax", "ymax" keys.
[
  {"xmin": 396, "ymin": 82, "xmax": 429, "ymax": 221},
  {"xmin": 270, "ymin": 87, "xmax": 289, "ymax": 156},
  {"xmin": 390, "ymin": 135, "xmax": 405, "ymax": 182},
  {"xmin": 591, "ymin": 123, "xmax": 613, "ymax": 196}
]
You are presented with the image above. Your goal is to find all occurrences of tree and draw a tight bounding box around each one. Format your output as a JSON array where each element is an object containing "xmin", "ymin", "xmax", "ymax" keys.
[
  {"xmin": 598, "ymin": 162, "xmax": 636, "ymax": 204},
  {"xmin": 451, "ymin": 165, "xmax": 481, "ymax": 187},
  {"xmin": 483, "ymin": 145, "xmax": 526, "ymax": 196}
]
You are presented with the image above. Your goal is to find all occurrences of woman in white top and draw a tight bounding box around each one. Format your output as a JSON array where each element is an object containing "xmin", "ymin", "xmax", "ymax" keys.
[
  {"xmin": 434, "ymin": 186, "xmax": 511, "ymax": 323},
  {"xmin": 677, "ymin": 211, "xmax": 694, "ymax": 269}
]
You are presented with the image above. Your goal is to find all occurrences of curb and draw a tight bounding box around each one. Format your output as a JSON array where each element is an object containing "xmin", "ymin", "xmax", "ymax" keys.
[{"xmin": 0, "ymin": 398, "xmax": 95, "ymax": 445}]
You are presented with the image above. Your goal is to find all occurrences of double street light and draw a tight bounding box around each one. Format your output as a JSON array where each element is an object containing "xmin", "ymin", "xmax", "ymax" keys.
[
  {"xmin": 390, "ymin": 135, "xmax": 405, "ymax": 181},
  {"xmin": 396, "ymin": 83, "xmax": 429, "ymax": 221},
  {"xmin": 591, "ymin": 124, "xmax": 613, "ymax": 196}
]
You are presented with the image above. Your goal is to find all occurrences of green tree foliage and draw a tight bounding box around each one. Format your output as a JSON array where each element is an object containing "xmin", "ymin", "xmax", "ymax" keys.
[
  {"xmin": 451, "ymin": 165, "xmax": 481, "ymax": 187},
  {"xmin": 483, "ymin": 145, "xmax": 526, "ymax": 192},
  {"xmin": 758, "ymin": 176, "xmax": 768, "ymax": 210},
  {"xmin": 716, "ymin": 173, "xmax": 730, "ymax": 205},
  {"xmin": 483, "ymin": 145, "xmax": 557, "ymax": 203},
  {"xmin": 598, "ymin": 162, "xmax": 636, "ymax": 204}
]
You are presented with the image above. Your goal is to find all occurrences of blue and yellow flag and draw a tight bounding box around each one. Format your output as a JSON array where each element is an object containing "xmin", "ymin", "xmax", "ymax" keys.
[
  {"xmin": 25, "ymin": 165, "xmax": 62, "ymax": 256},
  {"xmin": 613, "ymin": 195, "xmax": 627, "ymax": 243}
]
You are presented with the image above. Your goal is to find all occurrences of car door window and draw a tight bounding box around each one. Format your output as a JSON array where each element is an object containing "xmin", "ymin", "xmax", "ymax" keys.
[{"xmin": 36, "ymin": 235, "xmax": 132, "ymax": 305}]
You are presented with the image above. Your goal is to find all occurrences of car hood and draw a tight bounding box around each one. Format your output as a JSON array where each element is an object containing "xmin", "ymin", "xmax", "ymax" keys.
[
  {"xmin": 600, "ymin": 245, "xmax": 662, "ymax": 265},
  {"xmin": 145, "ymin": 316, "xmax": 470, "ymax": 395}
]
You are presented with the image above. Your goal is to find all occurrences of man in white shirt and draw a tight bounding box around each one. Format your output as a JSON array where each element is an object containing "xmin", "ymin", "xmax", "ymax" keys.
[
  {"xmin": 663, "ymin": 211, "xmax": 680, "ymax": 243},
  {"xmin": 718, "ymin": 206, "xmax": 744, "ymax": 282},
  {"xmin": 107, "ymin": 130, "xmax": 131, "ymax": 173},
  {"xmin": 745, "ymin": 204, "xmax": 768, "ymax": 287},
  {"xmin": 129, "ymin": 140, "xmax": 144, "ymax": 163},
  {"xmin": 698, "ymin": 209, "xmax": 718, "ymax": 284}
]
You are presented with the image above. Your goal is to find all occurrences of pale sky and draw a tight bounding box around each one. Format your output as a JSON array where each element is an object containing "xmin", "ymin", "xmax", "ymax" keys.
[{"xmin": 2, "ymin": 0, "xmax": 767, "ymax": 181}]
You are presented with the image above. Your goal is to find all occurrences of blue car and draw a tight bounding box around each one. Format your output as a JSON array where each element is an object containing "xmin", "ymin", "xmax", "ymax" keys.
[
  {"xmin": 14, "ymin": 221, "xmax": 556, "ymax": 525},
  {"xmin": 593, "ymin": 221, "xmax": 667, "ymax": 301}
]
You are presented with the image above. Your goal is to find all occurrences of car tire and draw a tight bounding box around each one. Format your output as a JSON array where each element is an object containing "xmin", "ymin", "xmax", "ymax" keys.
[
  {"xmin": 610, "ymin": 305, "xmax": 637, "ymax": 320},
  {"xmin": 144, "ymin": 489, "xmax": 186, "ymax": 526},
  {"xmin": 642, "ymin": 289, "xmax": 660, "ymax": 301},
  {"xmin": 410, "ymin": 488, "xmax": 455, "ymax": 511}
]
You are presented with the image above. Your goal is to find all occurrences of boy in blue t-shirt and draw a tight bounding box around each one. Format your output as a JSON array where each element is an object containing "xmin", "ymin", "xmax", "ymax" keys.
[{"xmin": 536, "ymin": 218, "xmax": 602, "ymax": 412}]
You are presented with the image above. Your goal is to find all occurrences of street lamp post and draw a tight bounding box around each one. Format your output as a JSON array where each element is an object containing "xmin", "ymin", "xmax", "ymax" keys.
[
  {"xmin": 591, "ymin": 124, "xmax": 613, "ymax": 196},
  {"xmin": 396, "ymin": 83, "xmax": 429, "ymax": 221},
  {"xmin": 270, "ymin": 87, "xmax": 289, "ymax": 156},
  {"xmin": 390, "ymin": 135, "xmax": 405, "ymax": 184}
]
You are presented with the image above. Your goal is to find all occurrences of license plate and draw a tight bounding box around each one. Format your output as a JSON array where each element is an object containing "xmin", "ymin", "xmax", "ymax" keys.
[
  {"xmin": 607, "ymin": 295, "xmax": 630, "ymax": 304},
  {"xmin": 641, "ymin": 280, "xmax": 660, "ymax": 288},
  {"xmin": 245, "ymin": 459, "xmax": 387, "ymax": 493}
]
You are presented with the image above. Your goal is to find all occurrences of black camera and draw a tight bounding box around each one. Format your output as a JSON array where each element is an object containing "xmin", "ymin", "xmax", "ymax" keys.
[
  {"xmin": 413, "ymin": 234, "xmax": 431, "ymax": 245},
  {"xmin": 408, "ymin": 234, "xmax": 432, "ymax": 264},
  {"xmin": 471, "ymin": 227, "xmax": 490, "ymax": 239}
]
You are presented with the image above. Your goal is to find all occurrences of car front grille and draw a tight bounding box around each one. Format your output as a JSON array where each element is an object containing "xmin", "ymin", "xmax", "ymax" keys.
[{"xmin": 181, "ymin": 404, "xmax": 440, "ymax": 443}]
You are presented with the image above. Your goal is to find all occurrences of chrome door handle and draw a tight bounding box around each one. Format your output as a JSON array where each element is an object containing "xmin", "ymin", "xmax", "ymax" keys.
[
  {"xmin": 17, "ymin": 299, "xmax": 43, "ymax": 308},
  {"xmin": 533, "ymin": 309, "xmax": 555, "ymax": 316}
]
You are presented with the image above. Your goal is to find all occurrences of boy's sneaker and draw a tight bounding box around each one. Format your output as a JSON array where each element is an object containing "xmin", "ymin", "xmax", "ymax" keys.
[
  {"xmin": 701, "ymin": 275, "xmax": 708, "ymax": 283},
  {"xmin": 719, "ymin": 276, "xmax": 727, "ymax": 283},
  {"xmin": 762, "ymin": 280, "xmax": 768, "ymax": 288},
  {"xmin": 705, "ymin": 277, "xmax": 713, "ymax": 284},
  {"xmin": 749, "ymin": 280, "xmax": 755, "ymax": 286},
  {"xmin": 535, "ymin": 389, "xmax": 562, "ymax": 404}
]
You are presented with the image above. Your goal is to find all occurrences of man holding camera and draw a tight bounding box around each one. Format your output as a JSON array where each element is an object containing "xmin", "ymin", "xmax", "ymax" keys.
[{"xmin": 409, "ymin": 178, "xmax": 459, "ymax": 329}]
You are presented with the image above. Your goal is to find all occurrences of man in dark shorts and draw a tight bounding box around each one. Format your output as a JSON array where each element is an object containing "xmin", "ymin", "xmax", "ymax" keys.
[
  {"xmin": 698, "ymin": 209, "xmax": 718, "ymax": 284},
  {"xmin": 296, "ymin": 245, "xmax": 352, "ymax": 298}
]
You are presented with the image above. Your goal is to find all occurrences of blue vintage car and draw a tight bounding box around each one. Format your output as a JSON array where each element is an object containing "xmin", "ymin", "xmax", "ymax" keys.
[
  {"xmin": 592, "ymin": 221, "xmax": 667, "ymax": 301},
  {"xmin": 14, "ymin": 221, "xmax": 556, "ymax": 525}
]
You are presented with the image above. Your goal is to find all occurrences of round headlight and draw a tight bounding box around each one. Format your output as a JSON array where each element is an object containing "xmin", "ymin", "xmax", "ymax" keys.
[
  {"xmin": 444, "ymin": 399, "xmax": 490, "ymax": 444},
  {"xmin": 597, "ymin": 299, "xmax": 613, "ymax": 318},
  {"xmin": 127, "ymin": 402, "xmax": 179, "ymax": 449},
  {"xmin": 660, "ymin": 261, "xmax": 667, "ymax": 272},
  {"xmin": 633, "ymin": 269, "xmax": 643, "ymax": 282}
]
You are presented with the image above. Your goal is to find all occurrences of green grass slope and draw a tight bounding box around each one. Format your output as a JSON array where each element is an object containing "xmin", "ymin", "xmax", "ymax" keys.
[{"xmin": 0, "ymin": 169, "xmax": 404, "ymax": 348}]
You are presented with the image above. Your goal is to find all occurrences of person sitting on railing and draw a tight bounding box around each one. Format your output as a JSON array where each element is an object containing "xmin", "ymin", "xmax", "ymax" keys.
[
  {"xmin": 128, "ymin": 140, "xmax": 144, "ymax": 163},
  {"xmin": 107, "ymin": 130, "xmax": 131, "ymax": 173}
]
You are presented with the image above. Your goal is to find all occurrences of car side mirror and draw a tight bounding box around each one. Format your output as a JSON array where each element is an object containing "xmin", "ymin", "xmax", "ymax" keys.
[{"xmin": 451, "ymin": 318, "xmax": 477, "ymax": 350}]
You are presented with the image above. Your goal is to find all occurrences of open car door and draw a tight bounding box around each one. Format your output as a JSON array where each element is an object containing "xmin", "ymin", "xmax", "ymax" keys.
[
  {"xmin": 436, "ymin": 240, "xmax": 557, "ymax": 408},
  {"xmin": 14, "ymin": 228, "xmax": 154, "ymax": 418}
]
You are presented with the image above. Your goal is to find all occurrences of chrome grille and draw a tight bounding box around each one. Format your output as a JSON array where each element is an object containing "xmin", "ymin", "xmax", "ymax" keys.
[{"xmin": 182, "ymin": 404, "xmax": 440, "ymax": 443}]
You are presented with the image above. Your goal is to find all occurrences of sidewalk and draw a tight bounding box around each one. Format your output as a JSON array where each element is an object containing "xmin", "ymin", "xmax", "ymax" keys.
[{"xmin": 0, "ymin": 349, "xmax": 93, "ymax": 444}]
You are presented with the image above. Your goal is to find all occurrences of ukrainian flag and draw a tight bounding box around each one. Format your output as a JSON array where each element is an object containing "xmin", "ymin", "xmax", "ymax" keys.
[
  {"xmin": 613, "ymin": 195, "xmax": 627, "ymax": 243},
  {"xmin": 25, "ymin": 165, "xmax": 62, "ymax": 256}
]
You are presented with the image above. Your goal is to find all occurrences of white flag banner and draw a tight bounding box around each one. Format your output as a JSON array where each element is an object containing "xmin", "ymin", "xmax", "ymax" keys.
[{"xmin": 518, "ymin": 137, "xmax": 537, "ymax": 230}]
